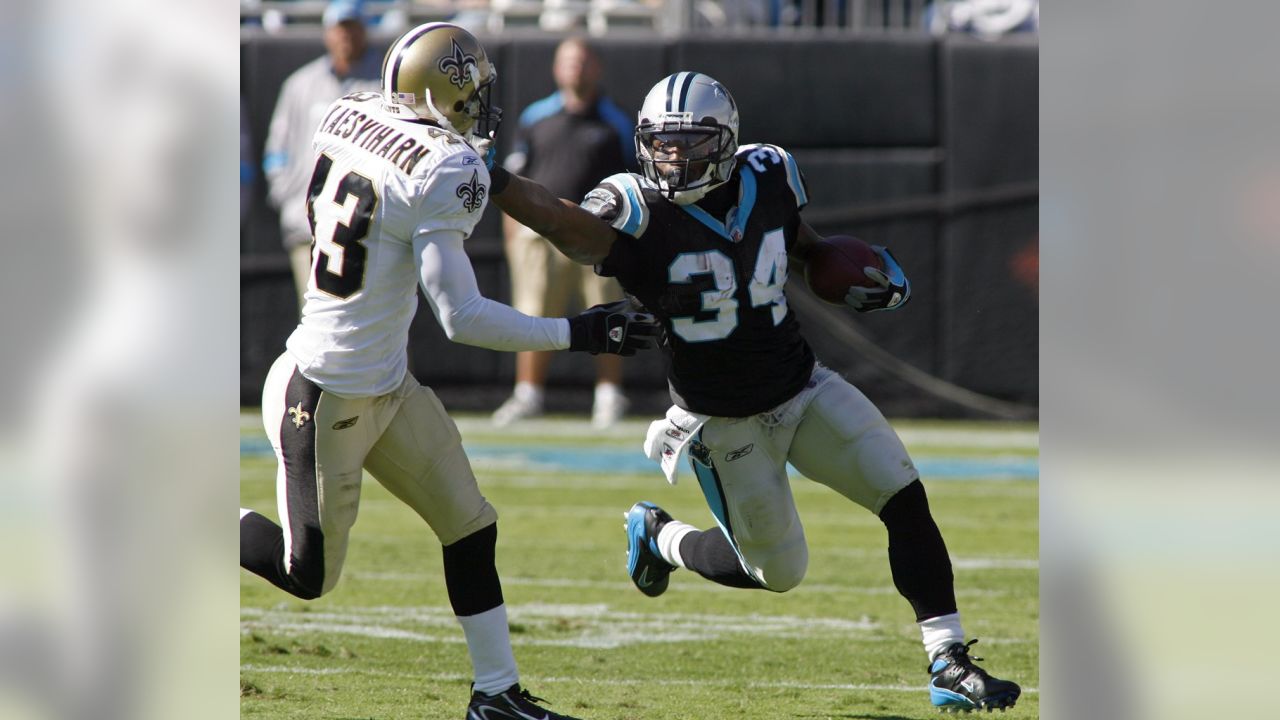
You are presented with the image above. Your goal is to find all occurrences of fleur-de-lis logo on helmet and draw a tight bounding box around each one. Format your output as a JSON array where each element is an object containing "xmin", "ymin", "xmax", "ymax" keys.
[
  {"xmin": 437, "ymin": 38, "xmax": 477, "ymax": 90},
  {"xmin": 456, "ymin": 169, "xmax": 487, "ymax": 213}
]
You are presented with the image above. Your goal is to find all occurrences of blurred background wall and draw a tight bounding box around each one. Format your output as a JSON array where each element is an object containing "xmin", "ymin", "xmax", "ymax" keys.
[{"xmin": 240, "ymin": 4, "xmax": 1038, "ymax": 418}]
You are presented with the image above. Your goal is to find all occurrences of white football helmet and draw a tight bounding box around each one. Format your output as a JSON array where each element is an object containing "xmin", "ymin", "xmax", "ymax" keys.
[
  {"xmin": 635, "ymin": 72, "xmax": 740, "ymax": 205},
  {"xmin": 380, "ymin": 22, "xmax": 501, "ymax": 147}
]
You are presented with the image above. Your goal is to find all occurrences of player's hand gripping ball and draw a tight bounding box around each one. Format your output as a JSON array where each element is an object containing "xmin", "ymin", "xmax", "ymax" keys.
[{"xmin": 805, "ymin": 235, "xmax": 911, "ymax": 312}]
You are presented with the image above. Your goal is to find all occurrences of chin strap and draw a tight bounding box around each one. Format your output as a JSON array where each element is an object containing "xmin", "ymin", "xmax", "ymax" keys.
[{"xmin": 420, "ymin": 88, "xmax": 463, "ymax": 136}]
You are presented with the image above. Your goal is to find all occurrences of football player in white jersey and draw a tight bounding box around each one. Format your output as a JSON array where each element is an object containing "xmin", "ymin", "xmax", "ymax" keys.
[
  {"xmin": 486, "ymin": 73, "xmax": 1021, "ymax": 713},
  {"xmin": 239, "ymin": 23, "xmax": 656, "ymax": 720}
]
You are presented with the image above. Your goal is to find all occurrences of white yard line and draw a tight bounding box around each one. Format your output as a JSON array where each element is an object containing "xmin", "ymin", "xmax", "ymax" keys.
[
  {"xmin": 242, "ymin": 602, "xmax": 1037, "ymax": 652},
  {"xmin": 242, "ymin": 603, "xmax": 884, "ymax": 649},
  {"xmin": 240, "ymin": 664, "xmax": 1039, "ymax": 695}
]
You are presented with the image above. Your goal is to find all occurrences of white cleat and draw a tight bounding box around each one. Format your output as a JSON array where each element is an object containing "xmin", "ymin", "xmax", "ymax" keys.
[
  {"xmin": 590, "ymin": 392, "xmax": 629, "ymax": 429},
  {"xmin": 491, "ymin": 393, "xmax": 544, "ymax": 427}
]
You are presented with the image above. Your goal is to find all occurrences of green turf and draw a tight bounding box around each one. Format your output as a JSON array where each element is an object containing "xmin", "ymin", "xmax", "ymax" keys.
[{"xmin": 241, "ymin": 413, "xmax": 1038, "ymax": 719}]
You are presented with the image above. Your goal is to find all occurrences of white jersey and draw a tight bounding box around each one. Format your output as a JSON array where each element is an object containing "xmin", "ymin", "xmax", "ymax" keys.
[{"xmin": 286, "ymin": 92, "xmax": 496, "ymax": 397}]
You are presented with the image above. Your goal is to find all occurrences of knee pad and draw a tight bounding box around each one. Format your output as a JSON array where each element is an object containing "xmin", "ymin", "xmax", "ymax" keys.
[{"xmin": 741, "ymin": 538, "xmax": 808, "ymax": 593}]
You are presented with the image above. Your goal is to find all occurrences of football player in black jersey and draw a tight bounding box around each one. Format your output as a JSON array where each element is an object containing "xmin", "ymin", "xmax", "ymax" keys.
[{"xmin": 488, "ymin": 72, "xmax": 1020, "ymax": 713}]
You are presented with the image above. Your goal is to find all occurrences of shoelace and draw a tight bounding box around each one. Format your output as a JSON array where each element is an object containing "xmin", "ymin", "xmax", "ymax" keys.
[
  {"xmin": 516, "ymin": 687, "xmax": 549, "ymax": 706},
  {"xmin": 930, "ymin": 638, "xmax": 987, "ymax": 673},
  {"xmin": 958, "ymin": 638, "xmax": 984, "ymax": 663}
]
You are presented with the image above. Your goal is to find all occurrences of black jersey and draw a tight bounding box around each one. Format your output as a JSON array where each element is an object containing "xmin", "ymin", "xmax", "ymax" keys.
[{"xmin": 587, "ymin": 143, "xmax": 816, "ymax": 417}]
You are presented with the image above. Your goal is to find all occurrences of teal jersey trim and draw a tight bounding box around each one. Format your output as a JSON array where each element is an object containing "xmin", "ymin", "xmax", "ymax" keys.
[
  {"xmin": 677, "ymin": 168, "xmax": 757, "ymax": 241},
  {"xmin": 781, "ymin": 149, "xmax": 808, "ymax": 208}
]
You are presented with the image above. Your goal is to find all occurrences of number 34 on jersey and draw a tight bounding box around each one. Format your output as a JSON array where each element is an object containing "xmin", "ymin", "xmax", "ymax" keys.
[{"xmin": 668, "ymin": 227, "xmax": 788, "ymax": 343}]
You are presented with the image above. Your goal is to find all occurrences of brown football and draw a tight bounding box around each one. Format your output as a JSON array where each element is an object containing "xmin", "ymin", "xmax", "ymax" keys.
[{"xmin": 804, "ymin": 235, "xmax": 884, "ymax": 304}]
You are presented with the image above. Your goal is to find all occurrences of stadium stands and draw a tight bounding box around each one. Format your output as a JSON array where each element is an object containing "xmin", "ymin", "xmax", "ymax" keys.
[{"xmin": 239, "ymin": 0, "xmax": 998, "ymax": 34}]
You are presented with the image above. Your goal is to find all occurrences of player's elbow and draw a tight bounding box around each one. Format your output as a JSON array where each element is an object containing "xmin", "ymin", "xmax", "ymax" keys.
[
  {"xmin": 440, "ymin": 317, "xmax": 477, "ymax": 345},
  {"xmin": 440, "ymin": 311, "xmax": 497, "ymax": 348}
]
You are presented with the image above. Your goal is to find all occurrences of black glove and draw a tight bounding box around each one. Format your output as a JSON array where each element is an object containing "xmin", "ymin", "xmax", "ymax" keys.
[
  {"xmin": 845, "ymin": 245, "xmax": 912, "ymax": 312},
  {"xmin": 567, "ymin": 300, "xmax": 661, "ymax": 356}
]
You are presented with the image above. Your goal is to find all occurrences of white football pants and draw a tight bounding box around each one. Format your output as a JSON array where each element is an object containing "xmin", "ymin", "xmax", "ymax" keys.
[
  {"xmin": 261, "ymin": 353, "xmax": 498, "ymax": 597},
  {"xmin": 688, "ymin": 364, "xmax": 918, "ymax": 592}
]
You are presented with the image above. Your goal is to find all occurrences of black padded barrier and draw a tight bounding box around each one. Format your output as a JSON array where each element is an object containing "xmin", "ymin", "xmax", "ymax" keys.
[
  {"xmin": 240, "ymin": 32, "xmax": 1038, "ymax": 417},
  {"xmin": 673, "ymin": 33, "xmax": 938, "ymax": 149}
]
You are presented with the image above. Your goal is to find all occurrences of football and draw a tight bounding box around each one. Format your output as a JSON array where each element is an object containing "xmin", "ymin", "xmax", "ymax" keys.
[{"xmin": 804, "ymin": 235, "xmax": 884, "ymax": 304}]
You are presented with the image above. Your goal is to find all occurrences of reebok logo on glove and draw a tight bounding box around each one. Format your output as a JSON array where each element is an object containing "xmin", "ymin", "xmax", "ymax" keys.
[{"xmin": 568, "ymin": 300, "xmax": 661, "ymax": 356}]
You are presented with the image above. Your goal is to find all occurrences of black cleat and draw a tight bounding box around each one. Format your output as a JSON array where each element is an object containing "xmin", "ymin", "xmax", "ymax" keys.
[
  {"xmin": 466, "ymin": 683, "xmax": 584, "ymax": 719},
  {"xmin": 625, "ymin": 501, "xmax": 676, "ymax": 597},
  {"xmin": 928, "ymin": 639, "xmax": 1021, "ymax": 713}
]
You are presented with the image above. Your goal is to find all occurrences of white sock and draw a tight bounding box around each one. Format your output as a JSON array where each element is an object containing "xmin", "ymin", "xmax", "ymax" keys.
[
  {"xmin": 456, "ymin": 605, "xmax": 519, "ymax": 695},
  {"xmin": 594, "ymin": 381, "xmax": 622, "ymax": 403},
  {"xmin": 656, "ymin": 520, "xmax": 697, "ymax": 568},
  {"xmin": 919, "ymin": 612, "xmax": 966, "ymax": 662},
  {"xmin": 513, "ymin": 382, "xmax": 543, "ymax": 405}
]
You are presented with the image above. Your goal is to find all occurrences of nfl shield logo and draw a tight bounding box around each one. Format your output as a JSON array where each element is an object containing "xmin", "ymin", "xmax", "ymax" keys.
[{"xmin": 608, "ymin": 327, "xmax": 624, "ymax": 343}]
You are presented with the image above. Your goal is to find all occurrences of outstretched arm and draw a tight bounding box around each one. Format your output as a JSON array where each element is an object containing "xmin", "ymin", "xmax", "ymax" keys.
[
  {"xmin": 415, "ymin": 228, "xmax": 570, "ymax": 350},
  {"xmin": 414, "ymin": 228, "xmax": 659, "ymax": 355},
  {"xmin": 489, "ymin": 170, "xmax": 617, "ymax": 266}
]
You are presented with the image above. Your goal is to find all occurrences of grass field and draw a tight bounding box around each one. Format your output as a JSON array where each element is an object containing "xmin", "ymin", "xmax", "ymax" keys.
[{"xmin": 240, "ymin": 413, "xmax": 1038, "ymax": 719}]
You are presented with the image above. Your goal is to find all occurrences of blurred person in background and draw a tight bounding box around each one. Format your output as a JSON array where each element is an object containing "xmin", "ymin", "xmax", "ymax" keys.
[
  {"xmin": 263, "ymin": 0, "xmax": 380, "ymax": 313},
  {"xmin": 488, "ymin": 71, "xmax": 1022, "ymax": 714},
  {"xmin": 924, "ymin": 0, "xmax": 1038, "ymax": 38},
  {"xmin": 492, "ymin": 37, "xmax": 637, "ymax": 429},
  {"xmin": 239, "ymin": 22, "xmax": 657, "ymax": 719}
]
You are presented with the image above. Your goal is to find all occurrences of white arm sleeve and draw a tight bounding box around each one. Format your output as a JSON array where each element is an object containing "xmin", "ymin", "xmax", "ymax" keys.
[{"xmin": 414, "ymin": 229, "xmax": 570, "ymax": 351}]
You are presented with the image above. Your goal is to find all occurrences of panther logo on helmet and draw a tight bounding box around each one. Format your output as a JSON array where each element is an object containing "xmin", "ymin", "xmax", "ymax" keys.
[{"xmin": 634, "ymin": 72, "xmax": 740, "ymax": 205}]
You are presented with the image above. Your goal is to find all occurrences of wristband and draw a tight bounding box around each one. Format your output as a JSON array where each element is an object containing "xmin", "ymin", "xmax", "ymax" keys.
[{"xmin": 489, "ymin": 166, "xmax": 512, "ymax": 195}]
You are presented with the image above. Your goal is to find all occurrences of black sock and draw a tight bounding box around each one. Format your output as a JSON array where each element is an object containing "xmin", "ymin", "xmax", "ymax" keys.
[
  {"xmin": 442, "ymin": 523, "xmax": 504, "ymax": 617},
  {"xmin": 879, "ymin": 480, "xmax": 958, "ymax": 621},
  {"xmin": 240, "ymin": 510, "xmax": 322, "ymax": 600},
  {"xmin": 677, "ymin": 529, "xmax": 762, "ymax": 589}
]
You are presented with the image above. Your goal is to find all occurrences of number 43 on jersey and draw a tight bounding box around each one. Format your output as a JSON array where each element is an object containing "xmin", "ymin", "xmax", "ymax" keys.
[{"xmin": 306, "ymin": 153, "xmax": 379, "ymax": 299}]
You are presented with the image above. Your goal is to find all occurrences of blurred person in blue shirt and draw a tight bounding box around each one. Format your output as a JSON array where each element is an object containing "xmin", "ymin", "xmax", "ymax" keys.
[{"xmin": 492, "ymin": 37, "xmax": 638, "ymax": 429}]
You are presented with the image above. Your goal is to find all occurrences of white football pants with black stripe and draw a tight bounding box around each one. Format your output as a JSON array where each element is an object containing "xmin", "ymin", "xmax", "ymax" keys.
[{"xmin": 241, "ymin": 353, "xmax": 498, "ymax": 599}]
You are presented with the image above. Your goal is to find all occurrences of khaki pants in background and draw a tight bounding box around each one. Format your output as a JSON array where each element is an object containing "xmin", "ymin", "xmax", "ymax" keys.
[{"xmin": 506, "ymin": 225, "xmax": 623, "ymax": 316}]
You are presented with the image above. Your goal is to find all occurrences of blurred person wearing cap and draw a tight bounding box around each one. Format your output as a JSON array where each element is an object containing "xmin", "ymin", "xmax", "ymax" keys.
[
  {"xmin": 263, "ymin": 0, "xmax": 381, "ymax": 313},
  {"xmin": 492, "ymin": 37, "xmax": 637, "ymax": 429}
]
